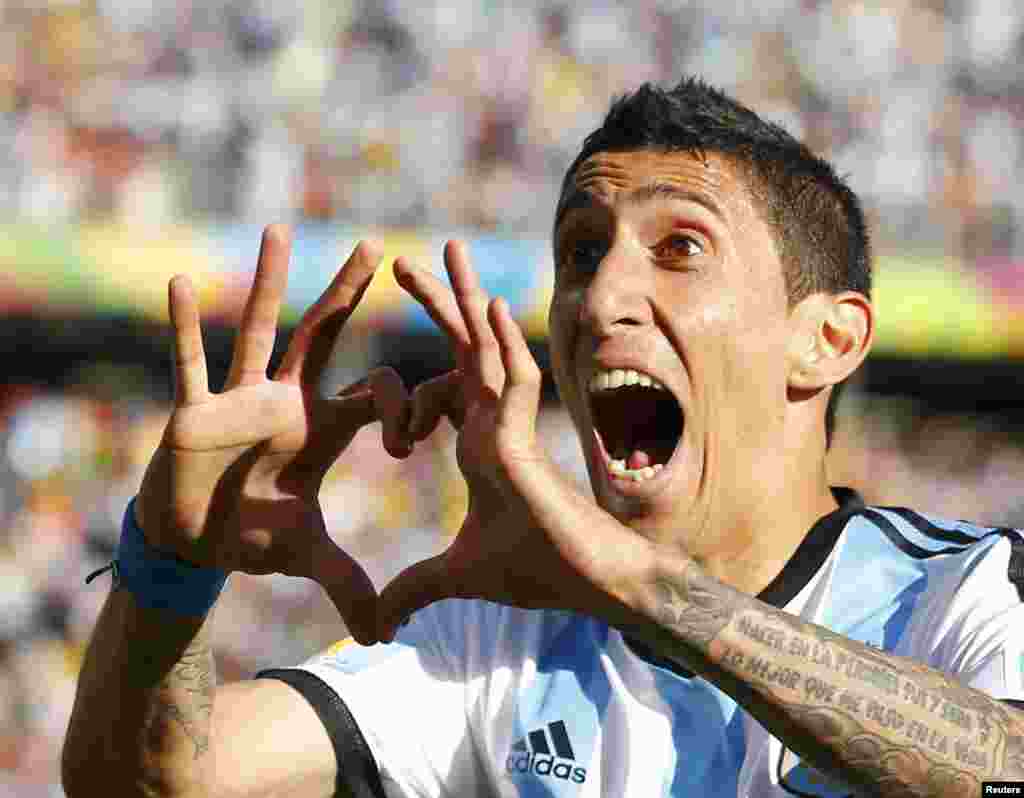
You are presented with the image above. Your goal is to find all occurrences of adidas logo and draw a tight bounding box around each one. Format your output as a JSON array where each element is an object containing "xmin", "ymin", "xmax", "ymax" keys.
[{"xmin": 505, "ymin": 720, "xmax": 587, "ymax": 784}]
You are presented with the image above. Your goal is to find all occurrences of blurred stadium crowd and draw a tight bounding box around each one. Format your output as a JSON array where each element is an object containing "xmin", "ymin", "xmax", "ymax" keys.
[
  {"xmin": 0, "ymin": 0, "xmax": 1021, "ymax": 255},
  {"xmin": 2, "ymin": 0, "xmax": 1024, "ymax": 795}
]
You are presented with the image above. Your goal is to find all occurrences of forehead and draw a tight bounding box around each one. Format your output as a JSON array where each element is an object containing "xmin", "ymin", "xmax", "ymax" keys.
[{"xmin": 557, "ymin": 149, "xmax": 759, "ymax": 228}]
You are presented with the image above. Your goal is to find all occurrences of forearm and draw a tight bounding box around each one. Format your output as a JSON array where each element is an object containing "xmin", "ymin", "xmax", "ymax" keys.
[
  {"xmin": 629, "ymin": 555, "xmax": 1024, "ymax": 797},
  {"xmin": 62, "ymin": 586, "xmax": 218, "ymax": 798}
]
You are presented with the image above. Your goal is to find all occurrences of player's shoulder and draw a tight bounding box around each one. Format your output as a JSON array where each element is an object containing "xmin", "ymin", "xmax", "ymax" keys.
[
  {"xmin": 847, "ymin": 501, "xmax": 1024, "ymax": 599},
  {"xmin": 850, "ymin": 501, "xmax": 1022, "ymax": 562},
  {"xmin": 848, "ymin": 506, "xmax": 1024, "ymax": 673}
]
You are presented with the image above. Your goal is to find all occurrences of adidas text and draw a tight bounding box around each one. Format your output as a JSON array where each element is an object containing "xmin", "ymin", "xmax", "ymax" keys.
[{"xmin": 506, "ymin": 752, "xmax": 586, "ymax": 784}]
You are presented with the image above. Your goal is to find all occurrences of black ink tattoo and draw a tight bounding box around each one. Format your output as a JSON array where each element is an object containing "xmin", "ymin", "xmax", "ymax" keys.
[
  {"xmin": 142, "ymin": 647, "xmax": 214, "ymax": 761},
  {"xmin": 647, "ymin": 559, "xmax": 1024, "ymax": 795},
  {"xmin": 655, "ymin": 561, "xmax": 738, "ymax": 648},
  {"xmin": 1002, "ymin": 729, "xmax": 1024, "ymax": 778}
]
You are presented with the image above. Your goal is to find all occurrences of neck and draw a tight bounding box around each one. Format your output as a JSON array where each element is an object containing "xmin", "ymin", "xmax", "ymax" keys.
[{"xmin": 689, "ymin": 456, "xmax": 839, "ymax": 599}]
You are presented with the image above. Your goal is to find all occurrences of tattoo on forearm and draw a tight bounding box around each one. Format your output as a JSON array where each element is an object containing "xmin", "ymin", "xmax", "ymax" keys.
[
  {"xmin": 655, "ymin": 560, "xmax": 737, "ymax": 647},
  {"xmin": 653, "ymin": 567, "xmax": 1024, "ymax": 794},
  {"xmin": 174, "ymin": 648, "xmax": 214, "ymax": 760},
  {"xmin": 142, "ymin": 647, "xmax": 214, "ymax": 761}
]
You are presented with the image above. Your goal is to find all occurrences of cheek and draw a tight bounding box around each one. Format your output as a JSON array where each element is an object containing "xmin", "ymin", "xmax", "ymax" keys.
[
  {"xmin": 692, "ymin": 298, "xmax": 784, "ymax": 404},
  {"xmin": 547, "ymin": 297, "xmax": 578, "ymax": 389},
  {"xmin": 697, "ymin": 295, "xmax": 739, "ymax": 328},
  {"xmin": 717, "ymin": 323, "xmax": 790, "ymax": 435},
  {"xmin": 547, "ymin": 292, "xmax": 580, "ymax": 358}
]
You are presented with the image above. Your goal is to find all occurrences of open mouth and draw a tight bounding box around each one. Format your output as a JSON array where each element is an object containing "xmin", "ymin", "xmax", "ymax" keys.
[{"xmin": 588, "ymin": 372, "xmax": 684, "ymax": 483}]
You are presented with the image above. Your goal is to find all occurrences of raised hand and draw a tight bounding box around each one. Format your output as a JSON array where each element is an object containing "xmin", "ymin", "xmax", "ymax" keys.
[
  {"xmin": 377, "ymin": 242, "xmax": 654, "ymax": 640},
  {"xmin": 135, "ymin": 225, "xmax": 410, "ymax": 643}
]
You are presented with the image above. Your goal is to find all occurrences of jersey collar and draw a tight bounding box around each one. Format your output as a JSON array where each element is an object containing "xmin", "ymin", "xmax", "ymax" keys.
[{"xmin": 757, "ymin": 485, "xmax": 864, "ymax": 609}]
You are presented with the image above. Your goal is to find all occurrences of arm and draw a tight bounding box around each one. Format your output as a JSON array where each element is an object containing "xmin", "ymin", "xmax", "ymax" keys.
[
  {"xmin": 629, "ymin": 555, "xmax": 1024, "ymax": 796},
  {"xmin": 62, "ymin": 586, "xmax": 338, "ymax": 798},
  {"xmin": 62, "ymin": 588, "xmax": 216, "ymax": 798},
  {"xmin": 62, "ymin": 227, "xmax": 407, "ymax": 798}
]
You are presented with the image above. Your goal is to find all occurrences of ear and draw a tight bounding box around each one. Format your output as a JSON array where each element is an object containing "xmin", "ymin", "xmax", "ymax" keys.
[{"xmin": 786, "ymin": 291, "xmax": 873, "ymax": 391}]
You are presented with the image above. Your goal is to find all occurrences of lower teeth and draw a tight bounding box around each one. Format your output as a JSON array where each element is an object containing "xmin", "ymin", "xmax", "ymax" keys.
[{"xmin": 608, "ymin": 460, "xmax": 663, "ymax": 482}]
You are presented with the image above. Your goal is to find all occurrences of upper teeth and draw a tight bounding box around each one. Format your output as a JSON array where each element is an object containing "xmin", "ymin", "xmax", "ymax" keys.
[{"xmin": 588, "ymin": 369, "xmax": 667, "ymax": 393}]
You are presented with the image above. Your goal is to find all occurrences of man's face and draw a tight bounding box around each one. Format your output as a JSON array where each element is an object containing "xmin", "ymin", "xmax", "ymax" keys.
[{"xmin": 547, "ymin": 149, "xmax": 795, "ymax": 545}]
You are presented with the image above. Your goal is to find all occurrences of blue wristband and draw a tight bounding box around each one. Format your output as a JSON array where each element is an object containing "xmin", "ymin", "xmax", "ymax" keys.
[{"xmin": 85, "ymin": 498, "xmax": 228, "ymax": 617}]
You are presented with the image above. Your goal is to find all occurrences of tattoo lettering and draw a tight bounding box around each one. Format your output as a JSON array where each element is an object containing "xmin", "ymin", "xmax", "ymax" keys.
[
  {"xmin": 804, "ymin": 676, "xmax": 839, "ymax": 705},
  {"xmin": 903, "ymin": 718, "xmax": 948, "ymax": 755},
  {"xmin": 736, "ymin": 614, "xmax": 993, "ymax": 748},
  {"xmin": 736, "ymin": 616, "xmax": 786, "ymax": 651},
  {"xmin": 746, "ymin": 654, "xmax": 801, "ymax": 690},
  {"xmin": 647, "ymin": 560, "xmax": 1024, "ymax": 794},
  {"xmin": 838, "ymin": 690, "xmax": 863, "ymax": 715},
  {"xmin": 647, "ymin": 561, "xmax": 1024, "ymax": 790}
]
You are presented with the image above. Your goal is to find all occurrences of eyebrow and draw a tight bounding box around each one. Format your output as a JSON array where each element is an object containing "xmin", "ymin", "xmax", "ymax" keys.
[{"xmin": 553, "ymin": 181, "xmax": 727, "ymax": 234}]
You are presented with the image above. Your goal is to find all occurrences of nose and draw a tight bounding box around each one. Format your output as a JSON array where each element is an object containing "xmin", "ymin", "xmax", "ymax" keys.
[{"xmin": 579, "ymin": 239, "xmax": 653, "ymax": 337}]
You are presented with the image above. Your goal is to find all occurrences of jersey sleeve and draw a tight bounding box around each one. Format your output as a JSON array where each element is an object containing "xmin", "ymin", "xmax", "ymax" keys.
[
  {"xmin": 912, "ymin": 530, "xmax": 1024, "ymax": 702},
  {"xmin": 255, "ymin": 598, "xmax": 490, "ymax": 798}
]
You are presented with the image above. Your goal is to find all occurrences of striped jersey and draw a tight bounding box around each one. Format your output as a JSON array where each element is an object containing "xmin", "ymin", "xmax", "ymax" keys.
[{"xmin": 256, "ymin": 488, "xmax": 1024, "ymax": 797}]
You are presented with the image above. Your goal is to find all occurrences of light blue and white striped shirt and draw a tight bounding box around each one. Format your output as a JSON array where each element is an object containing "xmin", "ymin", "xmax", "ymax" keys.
[{"xmin": 258, "ymin": 488, "xmax": 1024, "ymax": 797}]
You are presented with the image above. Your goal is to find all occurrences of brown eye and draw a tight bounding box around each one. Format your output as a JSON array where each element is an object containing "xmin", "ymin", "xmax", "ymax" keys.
[
  {"xmin": 562, "ymin": 239, "xmax": 607, "ymax": 276},
  {"xmin": 656, "ymin": 235, "xmax": 703, "ymax": 259}
]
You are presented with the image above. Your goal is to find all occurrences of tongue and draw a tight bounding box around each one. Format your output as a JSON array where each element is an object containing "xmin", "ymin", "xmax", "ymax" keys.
[{"xmin": 627, "ymin": 449, "xmax": 654, "ymax": 470}]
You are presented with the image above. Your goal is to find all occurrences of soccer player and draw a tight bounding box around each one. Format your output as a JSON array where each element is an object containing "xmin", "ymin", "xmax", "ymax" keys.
[{"xmin": 63, "ymin": 78, "xmax": 1024, "ymax": 798}]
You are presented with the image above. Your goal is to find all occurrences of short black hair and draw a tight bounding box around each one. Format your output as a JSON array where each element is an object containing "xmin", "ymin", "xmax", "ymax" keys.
[{"xmin": 556, "ymin": 77, "xmax": 872, "ymax": 449}]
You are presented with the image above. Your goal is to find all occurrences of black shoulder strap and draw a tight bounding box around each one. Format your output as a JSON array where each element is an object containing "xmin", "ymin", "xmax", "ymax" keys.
[
  {"xmin": 255, "ymin": 668, "xmax": 388, "ymax": 798},
  {"xmin": 1005, "ymin": 531, "xmax": 1024, "ymax": 603}
]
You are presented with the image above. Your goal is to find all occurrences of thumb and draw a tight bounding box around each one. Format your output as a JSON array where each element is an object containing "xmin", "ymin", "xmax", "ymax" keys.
[
  {"xmin": 376, "ymin": 552, "xmax": 452, "ymax": 642},
  {"xmin": 409, "ymin": 369, "xmax": 465, "ymax": 440},
  {"xmin": 309, "ymin": 536, "xmax": 381, "ymax": 646},
  {"xmin": 370, "ymin": 366, "xmax": 413, "ymax": 458},
  {"xmin": 299, "ymin": 383, "xmax": 376, "ymax": 474}
]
